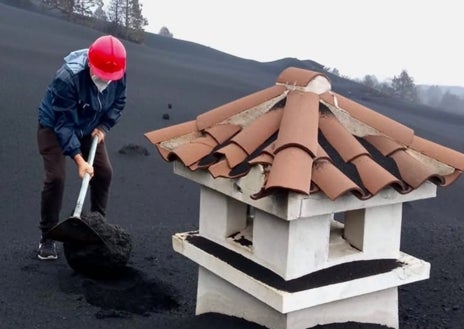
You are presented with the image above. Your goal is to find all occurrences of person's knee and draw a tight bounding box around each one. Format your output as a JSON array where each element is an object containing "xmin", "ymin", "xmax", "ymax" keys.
[
  {"xmin": 95, "ymin": 166, "xmax": 113, "ymax": 185},
  {"xmin": 44, "ymin": 172, "xmax": 65, "ymax": 190}
]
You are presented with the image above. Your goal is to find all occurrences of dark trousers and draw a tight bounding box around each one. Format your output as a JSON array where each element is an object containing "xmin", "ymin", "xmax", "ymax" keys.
[{"xmin": 37, "ymin": 125, "xmax": 113, "ymax": 234}]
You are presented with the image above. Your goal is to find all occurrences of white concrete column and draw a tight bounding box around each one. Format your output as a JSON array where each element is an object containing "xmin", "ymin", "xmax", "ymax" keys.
[
  {"xmin": 344, "ymin": 203, "xmax": 402, "ymax": 259},
  {"xmin": 199, "ymin": 186, "xmax": 248, "ymax": 243},
  {"xmin": 253, "ymin": 209, "xmax": 331, "ymax": 280}
]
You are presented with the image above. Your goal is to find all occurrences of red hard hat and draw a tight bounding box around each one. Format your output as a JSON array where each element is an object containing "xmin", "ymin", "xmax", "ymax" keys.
[{"xmin": 88, "ymin": 35, "xmax": 126, "ymax": 81}]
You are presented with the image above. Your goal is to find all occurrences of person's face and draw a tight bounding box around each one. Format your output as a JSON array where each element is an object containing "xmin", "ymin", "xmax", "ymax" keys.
[
  {"xmin": 89, "ymin": 67, "xmax": 111, "ymax": 92},
  {"xmin": 89, "ymin": 67, "xmax": 111, "ymax": 84}
]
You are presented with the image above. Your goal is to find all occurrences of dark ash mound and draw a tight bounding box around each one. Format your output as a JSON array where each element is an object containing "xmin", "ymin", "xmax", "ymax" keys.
[
  {"xmin": 82, "ymin": 267, "xmax": 180, "ymax": 316},
  {"xmin": 63, "ymin": 212, "xmax": 132, "ymax": 278}
]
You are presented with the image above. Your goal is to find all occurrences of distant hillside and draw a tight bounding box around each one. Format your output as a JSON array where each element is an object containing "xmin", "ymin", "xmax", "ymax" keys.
[
  {"xmin": 1, "ymin": 0, "xmax": 463, "ymax": 139},
  {"xmin": 417, "ymin": 85, "xmax": 464, "ymax": 97},
  {"xmin": 416, "ymin": 85, "xmax": 464, "ymax": 114}
]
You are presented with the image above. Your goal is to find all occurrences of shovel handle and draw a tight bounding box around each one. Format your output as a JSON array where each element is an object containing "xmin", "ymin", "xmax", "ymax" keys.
[{"xmin": 73, "ymin": 135, "xmax": 99, "ymax": 218}]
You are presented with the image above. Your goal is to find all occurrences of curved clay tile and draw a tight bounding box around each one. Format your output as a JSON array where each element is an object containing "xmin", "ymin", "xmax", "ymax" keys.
[
  {"xmin": 410, "ymin": 136, "xmax": 464, "ymax": 171},
  {"xmin": 319, "ymin": 111, "xmax": 369, "ymax": 162},
  {"xmin": 316, "ymin": 144, "xmax": 330, "ymax": 160},
  {"xmin": 276, "ymin": 67, "xmax": 328, "ymax": 88},
  {"xmin": 208, "ymin": 159, "xmax": 233, "ymax": 178},
  {"xmin": 248, "ymin": 142, "xmax": 276, "ymax": 165},
  {"xmin": 321, "ymin": 92, "xmax": 414, "ymax": 146},
  {"xmin": 350, "ymin": 154, "xmax": 406, "ymax": 195},
  {"xmin": 310, "ymin": 183, "xmax": 320, "ymax": 194},
  {"xmin": 389, "ymin": 150, "xmax": 446, "ymax": 188},
  {"xmin": 363, "ymin": 135, "xmax": 406, "ymax": 156},
  {"xmin": 231, "ymin": 108, "xmax": 283, "ymax": 155},
  {"xmin": 228, "ymin": 162, "xmax": 253, "ymax": 178},
  {"xmin": 311, "ymin": 159, "xmax": 366, "ymax": 200},
  {"xmin": 274, "ymin": 91, "xmax": 319, "ymax": 157},
  {"xmin": 170, "ymin": 135, "xmax": 218, "ymax": 166},
  {"xmin": 145, "ymin": 120, "xmax": 198, "ymax": 144},
  {"xmin": 248, "ymin": 153, "xmax": 273, "ymax": 166},
  {"xmin": 188, "ymin": 162, "xmax": 201, "ymax": 171},
  {"xmin": 204, "ymin": 124, "xmax": 242, "ymax": 144},
  {"xmin": 215, "ymin": 143, "xmax": 248, "ymax": 168},
  {"xmin": 155, "ymin": 144, "xmax": 171, "ymax": 161},
  {"xmin": 196, "ymin": 85, "xmax": 286, "ymax": 130},
  {"xmin": 265, "ymin": 147, "xmax": 313, "ymax": 194},
  {"xmin": 440, "ymin": 170, "xmax": 462, "ymax": 186},
  {"xmin": 262, "ymin": 141, "xmax": 277, "ymax": 156}
]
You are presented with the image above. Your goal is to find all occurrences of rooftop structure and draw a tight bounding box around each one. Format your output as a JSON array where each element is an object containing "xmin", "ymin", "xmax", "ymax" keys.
[{"xmin": 145, "ymin": 67, "xmax": 464, "ymax": 329}]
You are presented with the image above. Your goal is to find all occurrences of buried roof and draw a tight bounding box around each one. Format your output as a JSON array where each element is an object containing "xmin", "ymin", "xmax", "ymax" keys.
[{"xmin": 145, "ymin": 67, "xmax": 464, "ymax": 201}]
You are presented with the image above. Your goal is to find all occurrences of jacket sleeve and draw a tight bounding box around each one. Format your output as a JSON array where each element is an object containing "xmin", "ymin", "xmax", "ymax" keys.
[
  {"xmin": 97, "ymin": 75, "xmax": 127, "ymax": 133},
  {"xmin": 50, "ymin": 74, "xmax": 82, "ymax": 158}
]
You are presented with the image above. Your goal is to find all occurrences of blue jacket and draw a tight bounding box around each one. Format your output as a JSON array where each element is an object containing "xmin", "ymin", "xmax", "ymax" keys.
[{"xmin": 38, "ymin": 49, "xmax": 126, "ymax": 157}]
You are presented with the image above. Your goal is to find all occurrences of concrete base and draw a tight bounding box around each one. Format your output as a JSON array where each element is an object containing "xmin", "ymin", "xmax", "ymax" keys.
[
  {"xmin": 197, "ymin": 266, "xmax": 399, "ymax": 329},
  {"xmin": 173, "ymin": 232, "xmax": 430, "ymax": 329}
]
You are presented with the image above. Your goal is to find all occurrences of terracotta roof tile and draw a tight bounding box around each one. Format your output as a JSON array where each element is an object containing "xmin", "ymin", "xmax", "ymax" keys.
[
  {"xmin": 208, "ymin": 159, "xmax": 232, "ymax": 178},
  {"xmin": 311, "ymin": 159, "xmax": 366, "ymax": 200},
  {"xmin": 441, "ymin": 170, "xmax": 463, "ymax": 186},
  {"xmin": 249, "ymin": 142, "xmax": 276, "ymax": 165},
  {"xmin": 350, "ymin": 155, "xmax": 406, "ymax": 195},
  {"xmin": 230, "ymin": 108, "xmax": 283, "ymax": 155},
  {"xmin": 321, "ymin": 92, "xmax": 414, "ymax": 145},
  {"xmin": 363, "ymin": 135, "xmax": 406, "ymax": 156},
  {"xmin": 276, "ymin": 67, "xmax": 329, "ymax": 91},
  {"xmin": 274, "ymin": 91, "xmax": 319, "ymax": 156},
  {"xmin": 319, "ymin": 110, "xmax": 369, "ymax": 162},
  {"xmin": 145, "ymin": 120, "xmax": 198, "ymax": 144},
  {"xmin": 215, "ymin": 143, "xmax": 248, "ymax": 168},
  {"xmin": 204, "ymin": 124, "xmax": 242, "ymax": 144},
  {"xmin": 196, "ymin": 85, "xmax": 287, "ymax": 130},
  {"xmin": 170, "ymin": 135, "xmax": 217, "ymax": 166},
  {"xmin": 154, "ymin": 144, "xmax": 171, "ymax": 161},
  {"xmin": 145, "ymin": 67, "xmax": 464, "ymax": 201},
  {"xmin": 410, "ymin": 136, "xmax": 464, "ymax": 171},
  {"xmin": 389, "ymin": 150, "xmax": 443, "ymax": 188},
  {"xmin": 265, "ymin": 146, "xmax": 313, "ymax": 194}
]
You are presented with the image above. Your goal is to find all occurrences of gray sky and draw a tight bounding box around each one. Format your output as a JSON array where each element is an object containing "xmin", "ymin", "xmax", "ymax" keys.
[{"xmin": 132, "ymin": 0, "xmax": 463, "ymax": 86}]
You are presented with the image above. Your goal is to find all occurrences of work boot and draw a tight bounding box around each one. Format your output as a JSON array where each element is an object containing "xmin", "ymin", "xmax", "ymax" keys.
[{"xmin": 37, "ymin": 237, "xmax": 58, "ymax": 260}]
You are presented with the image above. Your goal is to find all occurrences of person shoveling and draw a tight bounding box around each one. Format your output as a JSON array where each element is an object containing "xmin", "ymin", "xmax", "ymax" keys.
[
  {"xmin": 45, "ymin": 136, "xmax": 132, "ymax": 277},
  {"xmin": 36, "ymin": 35, "xmax": 131, "ymax": 275}
]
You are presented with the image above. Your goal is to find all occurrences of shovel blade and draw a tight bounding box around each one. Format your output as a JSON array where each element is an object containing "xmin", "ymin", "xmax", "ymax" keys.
[{"xmin": 44, "ymin": 216, "xmax": 104, "ymax": 245}]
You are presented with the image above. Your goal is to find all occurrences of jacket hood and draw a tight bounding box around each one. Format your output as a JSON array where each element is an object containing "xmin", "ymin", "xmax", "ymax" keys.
[{"xmin": 63, "ymin": 48, "xmax": 89, "ymax": 74}]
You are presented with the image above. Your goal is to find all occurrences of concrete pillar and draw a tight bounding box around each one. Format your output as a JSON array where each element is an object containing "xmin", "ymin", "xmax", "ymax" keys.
[
  {"xmin": 199, "ymin": 186, "xmax": 248, "ymax": 243},
  {"xmin": 253, "ymin": 209, "xmax": 331, "ymax": 280},
  {"xmin": 344, "ymin": 203, "xmax": 402, "ymax": 259}
]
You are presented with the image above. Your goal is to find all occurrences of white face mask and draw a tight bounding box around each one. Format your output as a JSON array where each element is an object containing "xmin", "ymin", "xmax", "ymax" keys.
[{"xmin": 91, "ymin": 74, "xmax": 111, "ymax": 92}]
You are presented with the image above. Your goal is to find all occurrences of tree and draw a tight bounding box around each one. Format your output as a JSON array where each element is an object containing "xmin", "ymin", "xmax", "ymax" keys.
[
  {"xmin": 423, "ymin": 85, "xmax": 443, "ymax": 107},
  {"xmin": 127, "ymin": 0, "xmax": 148, "ymax": 42},
  {"xmin": 330, "ymin": 68, "xmax": 340, "ymax": 77},
  {"xmin": 107, "ymin": 0, "xmax": 125, "ymax": 26},
  {"xmin": 361, "ymin": 74, "xmax": 379, "ymax": 90},
  {"xmin": 107, "ymin": 0, "xmax": 147, "ymax": 42},
  {"xmin": 41, "ymin": 0, "xmax": 102, "ymax": 19},
  {"xmin": 440, "ymin": 91, "xmax": 463, "ymax": 111},
  {"xmin": 378, "ymin": 81, "xmax": 395, "ymax": 97},
  {"xmin": 159, "ymin": 26, "xmax": 173, "ymax": 38},
  {"xmin": 41, "ymin": 0, "xmax": 74, "ymax": 18},
  {"xmin": 94, "ymin": 2, "xmax": 107, "ymax": 21},
  {"xmin": 391, "ymin": 70, "xmax": 418, "ymax": 102},
  {"xmin": 74, "ymin": 0, "xmax": 101, "ymax": 16}
]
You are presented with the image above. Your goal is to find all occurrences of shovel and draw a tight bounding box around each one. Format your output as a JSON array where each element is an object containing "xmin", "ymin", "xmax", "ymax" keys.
[{"xmin": 45, "ymin": 135, "xmax": 104, "ymax": 245}]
